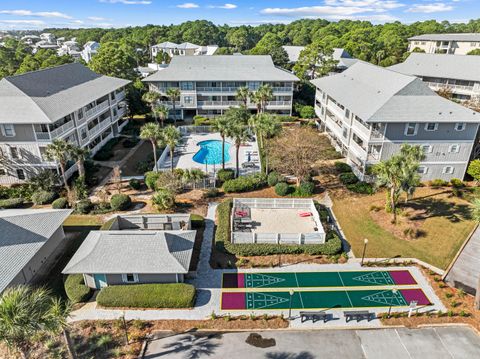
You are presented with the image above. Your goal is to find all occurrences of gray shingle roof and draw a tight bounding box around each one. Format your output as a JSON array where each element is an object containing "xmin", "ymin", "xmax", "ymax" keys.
[
  {"xmin": 0, "ymin": 63, "xmax": 130, "ymax": 125},
  {"xmin": 143, "ymin": 55, "xmax": 298, "ymax": 82},
  {"xmin": 282, "ymin": 46, "xmax": 354, "ymax": 66},
  {"xmin": 0, "ymin": 209, "xmax": 72, "ymax": 293},
  {"xmin": 409, "ymin": 33, "xmax": 480, "ymax": 42},
  {"xmin": 62, "ymin": 230, "xmax": 196, "ymax": 274},
  {"xmin": 311, "ymin": 61, "xmax": 479, "ymax": 123},
  {"xmin": 388, "ymin": 53, "xmax": 480, "ymax": 83}
]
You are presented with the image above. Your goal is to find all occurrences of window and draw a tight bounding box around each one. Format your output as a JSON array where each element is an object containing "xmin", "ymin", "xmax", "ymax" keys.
[
  {"xmin": 180, "ymin": 82, "xmax": 194, "ymax": 91},
  {"xmin": 122, "ymin": 274, "xmax": 139, "ymax": 283},
  {"xmin": 184, "ymin": 96, "xmax": 194, "ymax": 105},
  {"xmin": 163, "ymin": 223, "xmax": 173, "ymax": 230},
  {"xmin": 449, "ymin": 144, "xmax": 460, "ymax": 153},
  {"xmin": 16, "ymin": 169, "xmax": 25, "ymax": 180},
  {"xmin": 78, "ymin": 108, "xmax": 84, "ymax": 120},
  {"xmin": 10, "ymin": 147, "xmax": 19, "ymax": 159},
  {"xmin": 471, "ymin": 42, "xmax": 477, "ymax": 47},
  {"xmin": 345, "ymin": 109, "xmax": 350, "ymax": 119},
  {"xmin": 417, "ymin": 166, "xmax": 428, "ymax": 174},
  {"xmin": 443, "ymin": 166, "xmax": 454, "ymax": 174},
  {"xmin": 424, "ymin": 123, "xmax": 438, "ymax": 131},
  {"xmin": 455, "ymin": 123, "xmax": 466, "ymax": 131},
  {"xmin": 342, "ymin": 127, "xmax": 348, "ymax": 138},
  {"xmin": 404, "ymin": 123, "xmax": 418, "ymax": 136},
  {"xmin": 0, "ymin": 168, "xmax": 5, "ymax": 176},
  {"xmin": 1, "ymin": 124, "xmax": 15, "ymax": 137},
  {"xmin": 421, "ymin": 144, "xmax": 433, "ymax": 153}
]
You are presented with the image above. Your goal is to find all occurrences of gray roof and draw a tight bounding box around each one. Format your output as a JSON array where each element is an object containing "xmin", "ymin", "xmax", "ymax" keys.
[
  {"xmin": 311, "ymin": 61, "xmax": 479, "ymax": 123},
  {"xmin": 282, "ymin": 46, "xmax": 355, "ymax": 68},
  {"xmin": 388, "ymin": 53, "xmax": 480, "ymax": 83},
  {"xmin": 0, "ymin": 63, "xmax": 130, "ymax": 125},
  {"xmin": 409, "ymin": 33, "xmax": 480, "ymax": 42},
  {"xmin": 62, "ymin": 230, "xmax": 196, "ymax": 274},
  {"xmin": 0, "ymin": 209, "xmax": 72, "ymax": 293},
  {"xmin": 143, "ymin": 55, "xmax": 298, "ymax": 82}
]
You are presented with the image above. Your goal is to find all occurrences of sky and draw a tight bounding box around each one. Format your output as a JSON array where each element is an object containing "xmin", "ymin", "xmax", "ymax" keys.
[{"xmin": 0, "ymin": 0, "xmax": 477, "ymax": 30}]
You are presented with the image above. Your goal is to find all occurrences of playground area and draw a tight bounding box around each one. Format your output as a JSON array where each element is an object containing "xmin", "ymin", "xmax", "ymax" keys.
[{"xmin": 221, "ymin": 270, "xmax": 433, "ymax": 311}]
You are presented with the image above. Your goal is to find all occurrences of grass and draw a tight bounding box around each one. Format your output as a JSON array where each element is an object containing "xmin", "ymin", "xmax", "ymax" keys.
[
  {"xmin": 332, "ymin": 187, "xmax": 476, "ymax": 269},
  {"xmin": 63, "ymin": 214, "xmax": 104, "ymax": 226}
]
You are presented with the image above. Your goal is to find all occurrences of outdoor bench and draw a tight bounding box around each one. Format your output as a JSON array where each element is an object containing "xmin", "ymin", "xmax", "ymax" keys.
[
  {"xmin": 344, "ymin": 310, "xmax": 372, "ymax": 322},
  {"xmin": 299, "ymin": 311, "xmax": 328, "ymax": 323}
]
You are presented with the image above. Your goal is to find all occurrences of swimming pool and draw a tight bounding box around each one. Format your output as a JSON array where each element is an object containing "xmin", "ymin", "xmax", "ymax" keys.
[{"xmin": 193, "ymin": 140, "xmax": 231, "ymax": 165}]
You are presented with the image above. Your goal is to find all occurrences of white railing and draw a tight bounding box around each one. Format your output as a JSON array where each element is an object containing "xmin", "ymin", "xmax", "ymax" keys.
[
  {"xmin": 178, "ymin": 125, "xmax": 214, "ymax": 135},
  {"xmin": 352, "ymin": 119, "xmax": 371, "ymax": 140},
  {"xmin": 272, "ymin": 87, "xmax": 293, "ymax": 92},
  {"xmin": 350, "ymin": 140, "xmax": 367, "ymax": 160},
  {"xmin": 88, "ymin": 118, "xmax": 111, "ymax": 136},
  {"xmin": 234, "ymin": 198, "xmax": 315, "ymax": 209},
  {"xmin": 232, "ymin": 232, "xmax": 325, "ymax": 245},
  {"xmin": 49, "ymin": 120, "xmax": 75, "ymax": 139},
  {"xmin": 426, "ymin": 82, "xmax": 475, "ymax": 93},
  {"xmin": 85, "ymin": 100, "xmax": 109, "ymax": 119},
  {"xmin": 197, "ymin": 101, "xmax": 242, "ymax": 107},
  {"xmin": 64, "ymin": 163, "xmax": 78, "ymax": 179},
  {"xmin": 114, "ymin": 91, "xmax": 125, "ymax": 102},
  {"xmin": 196, "ymin": 87, "xmax": 238, "ymax": 92},
  {"xmin": 266, "ymin": 101, "xmax": 292, "ymax": 106}
]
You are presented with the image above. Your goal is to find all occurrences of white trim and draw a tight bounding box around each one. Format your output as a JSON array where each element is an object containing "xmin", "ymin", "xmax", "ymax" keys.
[
  {"xmin": 442, "ymin": 166, "xmax": 455, "ymax": 174},
  {"xmin": 420, "ymin": 144, "xmax": 433, "ymax": 153},
  {"xmin": 404, "ymin": 123, "xmax": 418, "ymax": 136},
  {"xmin": 121, "ymin": 273, "xmax": 139, "ymax": 283},
  {"xmin": 448, "ymin": 144, "xmax": 460, "ymax": 153},
  {"xmin": 454, "ymin": 122, "xmax": 466, "ymax": 131},
  {"xmin": 390, "ymin": 139, "xmax": 473, "ymax": 144},
  {"xmin": 420, "ymin": 161, "xmax": 468, "ymax": 164},
  {"xmin": 424, "ymin": 122, "xmax": 438, "ymax": 131}
]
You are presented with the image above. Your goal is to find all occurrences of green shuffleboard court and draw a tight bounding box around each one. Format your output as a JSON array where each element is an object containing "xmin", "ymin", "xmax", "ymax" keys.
[{"xmin": 221, "ymin": 288, "xmax": 431, "ymax": 310}]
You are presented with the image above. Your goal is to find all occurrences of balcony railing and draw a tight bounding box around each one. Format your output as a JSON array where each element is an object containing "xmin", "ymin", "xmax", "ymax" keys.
[
  {"xmin": 85, "ymin": 100, "xmax": 109, "ymax": 119},
  {"xmin": 197, "ymin": 101, "xmax": 242, "ymax": 106},
  {"xmin": 266, "ymin": 101, "xmax": 292, "ymax": 106},
  {"xmin": 36, "ymin": 120, "xmax": 76, "ymax": 140},
  {"xmin": 88, "ymin": 118, "xmax": 111, "ymax": 136},
  {"xmin": 272, "ymin": 87, "xmax": 293, "ymax": 92},
  {"xmin": 425, "ymin": 81, "xmax": 475, "ymax": 92}
]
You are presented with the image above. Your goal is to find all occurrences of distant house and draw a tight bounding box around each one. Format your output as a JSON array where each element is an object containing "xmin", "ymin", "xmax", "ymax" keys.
[
  {"xmin": 389, "ymin": 53, "xmax": 480, "ymax": 101},
  {"xmin": 57, "ymin": 40, "xmax": 81, "ymax": 60},
  {"xmin": 0, "ymin": 209, "xmax": 72, "ymax": 294},
  {"xmin": 408, "ymin": 33, "xmax": 480, "ymax": 55},
  {"xmin": 62, "ymin": 230, "xmax": 196, "ymax": 289},
  {"xmin": 282, "ymin": 46, "xmax": 357, "ymax": 73},
  {"xmin": 151, "ymin": 41, "xmax": 218, "ymax": 60},
  {"xmin": 81, "ymin": 41, "xmax": 100, "ymax": 63}
]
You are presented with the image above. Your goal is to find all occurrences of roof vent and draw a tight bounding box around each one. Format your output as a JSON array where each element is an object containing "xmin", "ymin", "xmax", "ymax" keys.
[{"xmin": 439, "ymin": 112, "xmax": 442, "ymax": 115}]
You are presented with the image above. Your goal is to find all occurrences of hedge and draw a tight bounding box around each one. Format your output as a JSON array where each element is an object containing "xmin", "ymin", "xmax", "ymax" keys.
[
  {"xmin": 275, "ymin": 182, "xmax": 290, "ymax": 196},
  {"xmin": 32, "ymin": 190, "xmax": 57, "ymax": 205},
  {"xmin": 129, "ymin": 178, "xmax": 141, "ymax": 190},
  {"xmin": 144, "ymin": 171, "xmax": 161, "ymax": 190},
  {"xmin": 64, "ymin": 274, "xmax": 93, "ymax": 303},
  {"xmin": 52, "ymin": 197, "xmax": 69, "ymax": 209},
  {"xmin": 75, "ymin": 199, "xmax": 93, "ymax": 214},
  {"xmin": 267, "ymin": 171, "xmax": 283, "ymax": 187},
  {"xmin": 334, "ymin": 161, "xmax": 352, "ymax": 173},
  {"xmin": 110, "ymin": 194, "xmax": 132, "ymax": 211},
  {"xmin": 96, "ymin": 283, "xmax": 196, "ymax": 308},
  {"xmin": 190, "ymin": 214, "xmax": 205, "ymax": 228},
  {"xmin": 339, "ymin": 172, "xmax": 359, "ymax": 185},
  {"xmin": 222, "ymin": 173, "xmax": 267, "ymax": 193},
  {"xmin": 0, "ymin": 198, "xmax": 24, "ymax": 209},
  {"xmin": 215, "ymin": 199, "xmax": 342, "ymax": 256},
  {"xmin": 217, "ymin": 168, "xmax": 235, "ymax": 182},
  {"xmin": 347, "ymin": 182, "xmax": 375, "ymax": 195}
]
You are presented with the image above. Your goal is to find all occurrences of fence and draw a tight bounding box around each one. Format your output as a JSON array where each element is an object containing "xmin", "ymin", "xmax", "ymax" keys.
[
  {"xmin": 178, "ymin": 125, "xmax": 214, "ymax": 135},
  {"xmin": 232, "ymin": 232, "xmax": 324, "ymax": 245},
  {"xmin": 233, "ymin": 198, "xmax": 315, "ymax": 209}
]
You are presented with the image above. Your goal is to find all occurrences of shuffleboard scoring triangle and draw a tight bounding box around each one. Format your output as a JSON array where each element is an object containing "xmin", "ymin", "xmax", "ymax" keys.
[
  {"xmin": 351, "ymin": 272, "xmax": 395, "ymax": 285},
  {"xmin": 361, "ymin": 290, "xmax": 407, "ymax": 306},
  {"xmin": 246, "ymin": 273, "xmax": 286, "ymax": 288},
  {"xmin": 246, "ymin": 292, "xmax": 290, "ymax": 309}
]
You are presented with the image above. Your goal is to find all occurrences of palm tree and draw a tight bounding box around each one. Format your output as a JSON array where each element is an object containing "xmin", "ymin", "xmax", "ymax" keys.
[
  {"xmin": 256, "ymin": 84, "xmax": 274, "ymax": 113},
  {"xmin": 70, "ymin": 146, "xmax": 89, "ymax": 179},
  {"xmin": 212, "ymin": 115, "xmax": 230, "ymax": 169},
  {"xmin": 236, "ymin": 86, "xmax": 250, "ymax": 108},
  {"xmin": 248, "ymin": 113, "xmax": 280, "ymax": 150},
  {"xmin": 155, "ymin": 104, "xmax": 170, "ymax": 127},
  {"xmin": 47, "ymin": 299, "xmax": 77, "ymax": 359},
  {"xmin": 166, "ymin": 88, "xmax": 181, "ymax": 125},
  {"xmin": 160, "ymin": 125, "xmax": 181, "ymax": 172},
  {"xmin": 226, "ymin": 123, "xmax": 249, "ymax": 177},
  {"xmin": 373, "ymin": 156, "xmax": 404, "ymax": 223},
  {"xmin": 251, "ymin": 91, "xmax": 262, "ymax": 114},
  {"xmin": 45, "ymin": 139, "xmax": 73, "ymax": 194},
  {"xmin": 0, "ymin": 286, "xmax": 54, "ymax": 359},
  {"xmin": 140, "ymin": 122, "xmax": 163, "ymax": 172},
  {"xmin": 142, "ymin": 91, "xmax": 160, "ymax": 120}
]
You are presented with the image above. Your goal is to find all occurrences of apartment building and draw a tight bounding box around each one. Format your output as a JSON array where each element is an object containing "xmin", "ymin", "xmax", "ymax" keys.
[
  {"xmin": 312, "ymin": 61, "xmax": 480, "ymax": 182},
  {"xmin": 0, "ymin": 63, "xmax": 130, "ymax": 185},
  {"xmin": 143, "ymin": 55, "xmax": 298, "ymax": 118},
  {"xmin": 151, "ymin": 41, "xmax": 218, "ymax": 60},
  {"xmin": 389, "ymin": 53, "xmax": 480, "ymax": 101},
  {"xmin": 408, "ymin": 33, "xmax": 480, "ymax": 55}
]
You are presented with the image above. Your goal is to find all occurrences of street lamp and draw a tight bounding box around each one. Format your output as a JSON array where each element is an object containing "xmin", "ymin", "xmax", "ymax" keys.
[
  {"xmin": 388, "ymin": 288, "xmax": 398, "ymax": 319},
  {"xmin": 361, "ymin": 238, "xmax": 369, "ymax": 266},
  {"xmin": 288, "ymin": 289, "xmax": 295, "ymax": 320}
]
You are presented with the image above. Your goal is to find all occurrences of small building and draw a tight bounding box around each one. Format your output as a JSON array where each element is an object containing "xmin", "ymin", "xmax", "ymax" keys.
[
  {"xmin": 408, "ymin": 33, "xmax": 480, "ymax": 55},
  {"xmin": 81, "ymin": 41, "xmax": 100, "ymax": 63},
  {"xmin": 108, "ymin": 214, "xmax": 191, "ymax": 231},
  {"xmin": 0, "ymin": 209, "xmax": 72, "ymax": 294},
  {"xmin": 151, "ymin": 41, "xmax": 218, "ymax": 60},
  {"xmin": 62, "ymin": 230, "xmax": 196, "ymax": 289},
  {"xmin": 389, "ymin": 53, "xmax": 480, "ymax": 101},
  {"xmin": 282, "ymin": 46, "xmax": 357, "ymax": 73}
]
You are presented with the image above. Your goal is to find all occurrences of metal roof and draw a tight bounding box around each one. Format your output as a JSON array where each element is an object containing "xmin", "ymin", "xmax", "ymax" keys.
[
  {"xmin": 0, "ymin": 63, "xmax": 130, "ymax": 125},
  {"xmin": 388, "ymin": 53, "xmax": 480, "ymax": 83},
  {"xmin": 311, "ymin": 61, "xmax": 479, "ymax": 123},
  {"xmin": 408, "ymin": 33, "xmax": 480, "ymax": 42},
  {"xmin": 0, "ymin": 209, "xmax": 72, "ymax": 293},
  {"xmin": 62, "ymin": 230, "xmax": 196, "ymax": 274},
  {"xmin": 143, "ymin": 55, "xmax": 299, "ymax": 82}
]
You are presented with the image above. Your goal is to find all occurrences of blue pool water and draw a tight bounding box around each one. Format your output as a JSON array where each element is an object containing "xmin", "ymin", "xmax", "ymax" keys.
[{"xmin": 193, "ymin": 140, "xmax": 231, "ymax": 165}]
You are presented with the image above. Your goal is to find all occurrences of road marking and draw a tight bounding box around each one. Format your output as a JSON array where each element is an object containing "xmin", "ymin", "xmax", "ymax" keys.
[
  {"xmin": 395, "ymin": 329, "xmax": 413, "ymax": 359},
  {"xmin": 433, "ymin": 328, "xmax": 455, "ymax": 358},
  {"xmin": 337, "ymin": 272, "xmax": 353, "ymax": 307},
  {"xmin": 294, "ymin": 273, "xmax": 305, "ymax": 308}
]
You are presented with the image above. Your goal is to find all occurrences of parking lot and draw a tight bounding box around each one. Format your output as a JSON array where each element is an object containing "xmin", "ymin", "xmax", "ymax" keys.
[{"xmin": 144, "ymin": 326, "xmax": 480, "ymax": 359}]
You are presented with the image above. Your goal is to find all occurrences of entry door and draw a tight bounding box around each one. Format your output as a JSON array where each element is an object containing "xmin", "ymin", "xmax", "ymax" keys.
[{"xmin": 93, "ymin": 274, "xmax": 107, "ymax": 289}]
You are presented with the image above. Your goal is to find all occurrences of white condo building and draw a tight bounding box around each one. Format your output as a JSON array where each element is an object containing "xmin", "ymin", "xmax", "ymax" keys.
[
  {"xmin": 0, "ymin": 63, "xmax": 130, "ymax": 185},
  {"xmin": 408, "ymin": 33, "xmax": 480, "ymax": 55},
  {"xmin": 151, "ymin": 41, "xmax": 218, "ymax": 60}
]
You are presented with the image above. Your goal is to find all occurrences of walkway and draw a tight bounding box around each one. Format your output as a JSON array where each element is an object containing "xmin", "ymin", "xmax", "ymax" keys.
[{"xmin": 445, "ymin": 225, "xmax": 480, "ymax": 295}]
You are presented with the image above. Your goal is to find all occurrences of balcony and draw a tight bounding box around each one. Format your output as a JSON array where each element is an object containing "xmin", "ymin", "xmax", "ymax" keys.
[
  {"xmin": 352, "ymin": 117, "xmax": 371, "ymax": 140},
  {"xmin": 35, "ymin": 120, "xmax": 75, "ymax": 141},
  {"xmin": 272, "ymin": 87, "xmax": 292, "ymax": 93},
  {"xmin": 266, "ymin": 101, "xmax": 292, "ymax": 107},
  {"xmin": 425, "ymin": 81, "xmax": 475, "ymax": 94},
  {"xmin": 88, "ymin": 118, "xmax": 111, "ymax": 136},
  {"xmin": 197, "ymin": 101, "xmax": 242, "ymax": 107},
  {"xmin": 85, "ymin": 100, "xmax": 109, "ymax": 119},
  {"xmin": 113, "ymin": 91, "xmax": 125, "ymax": 102},
  {"xmin": 325, "ymin": 115, "xmax": 344, "ymax": 141},
  {"xmin": 350, "ymin": 139, "xmax": 367, "ymax": 160}
]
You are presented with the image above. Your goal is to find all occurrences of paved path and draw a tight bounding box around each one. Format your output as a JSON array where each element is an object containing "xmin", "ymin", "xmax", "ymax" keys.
[
  {"xmin": 445, "ymin": 224, "xmax": 480, "ymax": 295},
  {"xmin": 143, "ymin": 326, "xmax": 480, "ymax": 359}
]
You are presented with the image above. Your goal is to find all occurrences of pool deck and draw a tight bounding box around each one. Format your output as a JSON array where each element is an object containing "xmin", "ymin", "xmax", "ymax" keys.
[{"xmin": 158, "ymin": 132, "xmax": 260, "ymax": 175}]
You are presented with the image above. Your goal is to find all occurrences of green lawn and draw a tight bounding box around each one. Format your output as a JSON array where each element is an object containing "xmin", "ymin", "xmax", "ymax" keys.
[
  {"xmin": 63, "ymin": 214, "xmax": 104, "ymax": 227},
  {"xmin": 332, "ymin": 188, "xmax": 476, "ymax": 269}
]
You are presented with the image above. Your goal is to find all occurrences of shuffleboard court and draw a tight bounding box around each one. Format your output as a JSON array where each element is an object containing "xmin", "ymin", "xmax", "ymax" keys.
[
  {"xmin": 221, "ymin": 288, "xmax": 431, "ymax": 310},
  {"xmin": 222, "ymin": 270, "xmax": 417, "ymax": 289}
]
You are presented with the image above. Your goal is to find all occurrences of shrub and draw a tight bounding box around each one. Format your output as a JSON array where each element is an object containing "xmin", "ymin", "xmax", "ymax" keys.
[
  {"xmin": 334, "ymin": 162, "xmax": 352, "ymax": 173},
  {"xmin": 267, "ymin": 171, "xmax": 283, "ymax": 187},
  {"xmin": 297, "ymin": 181, "xmax": 315, "ymax": 196},
  {"xmin": 0, "ymin": 184, "xmax": 33, "ymax": 201},
  {"xmin": 217, "ymin": 169, "xmax": 235, "ymax": 183},
  {"xmin": 96, "ymin": 283, "xmax": 195, "ymax": 308},
  {"xmin": 52, "ymin": 197, "xmax": 69, "ymax": 209},
  {"xmin": 75, "ymin": 199, "xmax": 93, "ymax": 214},
  {"xmin": 299, "ymin": 105, "xmax": 316, "ymax": 119},
  {"xmin": 222, "ymin": 174, "xmax": 267, "ymax": 193},
  {"xmin": 144, "ymin": 171, "xmax": 161, "ymax": 190},
  {"xmin": 153, "ymin": 189, "xmax": 175, "ymax": 210},
  {"xmin": 347, "ymin": 182, "xmax": 375, "ymax": 194},
  {"xmin": 450, "ymin": 178, "xmax": 465, "ymax": 188},
  {"xmin": 156, "ymin": 171, "xmax": 183, "ymax": 194},
  {"xmin": 193, "ymin": 115, "xmax": 211, "ymax": 126},
  {"xmin": 129, "ymin": 178, "xmax": 141, "ymax": 190},
  {"xmin": 203, "ymin": 187, "xmax": 220, "ymax": 198},
  {"xmin": 339, "ymin": 172, "xmax": 359, "ymax": 185},
  {"xmin": 275, "ymin": 182, "xmax": 290, "ymax": 196},
  {"xmin": 64, "ymin": 274, "xmax": 92, "ymax": 303},
  {"xmin": 0, "ymin": 198, "xmax": 24, "ymax": 209},
  {"xmin": 190, "ymin": 214, "xmax": 205, "ymax": 228},
  {"xmin": 31, "ymin": 190, "xmax": 57, "ymax": 205},
  {"xmin": 429, "ymin": 179, "xmax": 449, "ymax": 188},
  {"xmin": 110, "ymin": 194, "xmax": 132, "ymax": 211}
]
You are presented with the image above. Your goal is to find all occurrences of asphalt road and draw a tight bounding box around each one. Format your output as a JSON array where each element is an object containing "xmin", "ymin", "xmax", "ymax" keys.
[{"xmin": 144, "ymin": 326, "xmax": 480, "ymax": 359}]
